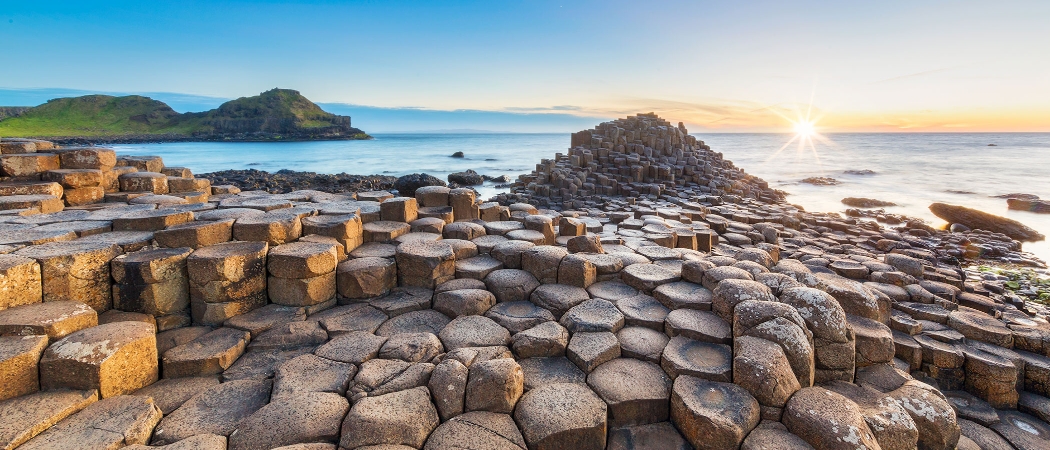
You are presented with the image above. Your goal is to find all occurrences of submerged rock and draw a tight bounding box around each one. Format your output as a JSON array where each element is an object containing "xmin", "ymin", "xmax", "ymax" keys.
[
  {"xmin": 801, "ymin": 177, "xmax": 840, "ymax": 186},
  {"xmin": 842, "ymin": 197, "xmax": 897, "ymax": 208},
  {"xmin": 448, "ymin": 170, "xmax": 484, "ymax": 186}
]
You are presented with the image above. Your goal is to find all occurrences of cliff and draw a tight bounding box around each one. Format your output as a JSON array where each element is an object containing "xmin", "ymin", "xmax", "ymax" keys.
[{"xmin": 0, "ymin": 88, "xmax": 369, "ymax": 143}]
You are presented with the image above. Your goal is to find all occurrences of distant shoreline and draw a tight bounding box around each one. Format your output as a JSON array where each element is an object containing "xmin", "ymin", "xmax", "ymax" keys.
[{"xmin": 31, "ymin": 133, "xmax": 373, "ymax": 145}]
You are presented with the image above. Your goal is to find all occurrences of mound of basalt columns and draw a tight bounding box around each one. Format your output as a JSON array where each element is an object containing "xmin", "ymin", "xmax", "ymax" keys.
[{"xmin": 1, "ymin": 126, "xmax": 1049, "ymax": 449}]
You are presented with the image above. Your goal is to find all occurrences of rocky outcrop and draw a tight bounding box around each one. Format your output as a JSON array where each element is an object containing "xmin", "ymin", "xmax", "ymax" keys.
[{"xmin": 930, "ymin": 202, "xmax": 1045, "ymax": 241}]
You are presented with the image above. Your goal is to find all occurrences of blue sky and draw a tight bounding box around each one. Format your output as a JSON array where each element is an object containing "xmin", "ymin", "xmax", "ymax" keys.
[{"xmin": 2, "ymin": 1, "xmax": 1049, "ymax": 132}]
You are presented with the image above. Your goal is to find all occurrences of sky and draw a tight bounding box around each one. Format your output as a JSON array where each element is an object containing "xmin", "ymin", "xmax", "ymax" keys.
[{"xmin": 2, "ymin": 0, "xmax": 1049, "ymax": 132}]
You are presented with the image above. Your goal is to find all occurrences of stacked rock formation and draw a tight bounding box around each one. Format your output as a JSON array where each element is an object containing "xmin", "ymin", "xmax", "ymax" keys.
[
  {"xmin": 502, "ymin": 113, "xmax": 785, "ymax": 210},
  {"xmin": 1, "ymin": 125, "xmax": 1049, "ymax": 450}
]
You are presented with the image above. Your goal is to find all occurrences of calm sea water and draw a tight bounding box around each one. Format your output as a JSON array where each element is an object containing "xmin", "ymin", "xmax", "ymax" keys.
[{"xmin": 111, "ymin": 132, "xmax": 1050, "ymax": 263}]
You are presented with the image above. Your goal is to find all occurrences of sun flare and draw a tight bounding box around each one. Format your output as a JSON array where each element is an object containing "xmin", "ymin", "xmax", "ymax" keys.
[{"xmin": 793, "ymin": 120, "xmax": 816, "ymax": 137}]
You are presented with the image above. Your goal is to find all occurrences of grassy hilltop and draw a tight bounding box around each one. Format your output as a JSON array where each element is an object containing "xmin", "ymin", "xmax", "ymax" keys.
[{"xmin": 0, "ymin": 88, "xmax": 370, "ymax": 142}]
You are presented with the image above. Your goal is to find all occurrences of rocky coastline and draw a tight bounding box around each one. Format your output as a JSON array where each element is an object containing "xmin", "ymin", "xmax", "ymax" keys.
[{"xmin": 1, "ymin": 116, "xmax": 1050, "ymax": 449}]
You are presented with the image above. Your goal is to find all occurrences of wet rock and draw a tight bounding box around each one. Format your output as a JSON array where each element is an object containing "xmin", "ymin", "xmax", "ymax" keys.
[
  {"xmin": 929, "ymin": 202, "xmax": 1045, "ymax": 241},
  {"xmin": 448, "ymin": 169, "xmax": 483, "ymax": 186}
]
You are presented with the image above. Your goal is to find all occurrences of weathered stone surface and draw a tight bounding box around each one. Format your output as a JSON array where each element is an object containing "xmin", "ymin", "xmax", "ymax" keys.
[
  {"xmin": 131, "ymin": 376, "xmax": 219, "ymax": 414},
  {"xmin": 439, "ymin": 315, "xmax": 511, "ymax": 350},
  {"xmin": 0, "ymin": 254, "xmax": 42, "ymax": 310},
  {"xmin": 513, "ymin": 382, "xmax": 607, "ymax": 450},
  {"xmin": 733, "ymin": 336, "xmax": 800, "ymax": 408},
  {"xmin": 268, "ymin": 272, "xmax": 336, "ymax": 306},
  {"xmin": 616, "ymin": 326, "xmax": 669, "ymax": 363},
  {"xmin": 40, "ymin": 321, "xmax": 157, "ymax": 398},
  {"xmin": 990, "ymin": 409, "xmax": 1050, "ymax": 450},
  {"xmin": 740, "ymin": 421, "xmax": 814, "ymax": 450},
  {"xmin": 154, "ymin": 219, "xmax": 233, "ymax": 249},
  {"xmin": 233, "ymin": 212, "xmax": 302, "ymax": 245},
  {"xmin": 395, "ymin": 240, "xmax": 455, "ymax": 289},
  {"xmin": 670, "ymin": 375, "xmax": 760, "ymax": 450},
  {"xmin": 485, "ymin": 301, "xmax": 556, "ymax": 334},
  {"xmin": 429, "ymin": 357, "xmax": 469, "ymax": 421},
  {"xmin": 375, "ymin": 309, "xmax": 448, "ymax": 336},
  {"xmin": 151, "ymin": 379, "xmax": 272, "ymax": 444},
  {"xmin": 888, "ymin": 380, "xmax": 960, "ymax": 450},
  {"xmin": 529, "ymin": 283, "xmax": 591, "ymax": 317},
  {"xmin": 337, "ymin": 257, "xmax": 397, "ymax": 299},
  {"xmin": 268, "ymin": 241, "xmax": 339, "ymax": 279},
  {"xmin": 423, "ymin": 411, "xmax": 527, "ymax": 450},
  {"xmin": 560, "ymin": 298, "xmax": 624, "ymax": 333},
  {"xmin": 621, "ymin": 263, "xmax": 679, "ymax": 293},
  {"xmin": 465, "ymin": 358, "xmax": 524, "ymax": 414},
  {"xmin": 162, "ymin": 327, "xmax": 249, "ymax": 378},
  {"xmin": 228, "ymin": 392, "xmax": 349, "ymax": 450},
  {"xmin": 653, "ymin": 281, "xmax": 713, "ymax": 311},
  {"xmin": 518, "ymin": 357, "xmax": 586, "ymax": 391},
  {"xmin": 512, "ymin": 321, "xmax": 569, "ymax": 358},
  {"xmin": 0, "ymin": 301, "xmax": 97, "ymax": 341},
  {"xmin": 711, "ymin": 279, "xmax": 776, "ymax": 323},
  {"xmin": 665, "ymin": 309, "xmax": 731, "ymax": 344},
  {"xmin": 783, "ymin": 387, "xmax": 880, "ymax": 450},
  {"xmin": 0, "ymin": 389, "xmax": 98, "ymax": 450},
  {"xmin": 607, "ymin": 422, "xmax": 692, "ymax": 450},
  {"xmin": 948, "ymin": 310, "xmax": 1013, "ymax": 348},
  {"xmin": 661, "ymin": 336, "xmax": 731, "ymax": 381},
  {"xmin": 522, "ymin": 245, "xmax": 567, "ymax": 284},
  {"xmin": 0, "ymin": 335, "xmax": 48, "ymax": 401},
  {"xmin": 378, "ymin": 332, "xmax": 443, "ymax": 362},
  {"xmin": 483, "ymin": 269, "xmax": 541, "ymax": 303},
  {"xmin": 567, "ymin": 331, "xmax": 620, "ymax": 373},
  {"xmin": 125, "ymin": 434, "xmax": 227, "ymax": 450},
  {"xmin": 339, "ymin": 386, "xmax": 439, "ymax": 449},
  {"xmin": 17, "ymin": 395, "xmax": 161, "ymax": 450},
  {"xmin": 587, "ymin": 358, "xmax": 671, "ymax": 427},
  {"xmin": 15, "ymin": 240, "xmax": 119, "ymax": 311},
  {"xmin": 314, "ymin": 331, "xmax": 386, "ymax": 364},
  {"xmin": 849, "ymin": 314, "xmax": 896, "ymax": 367},
  {"xmin": 434, "ymin": 288, "xmax": 496, "ymax": 317}
]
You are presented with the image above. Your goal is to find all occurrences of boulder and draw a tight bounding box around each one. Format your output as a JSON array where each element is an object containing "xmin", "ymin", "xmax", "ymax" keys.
[
  {"xmin": 587, "ymin": 358, "xmax": 672, "ymax": 427},
  {"xmin": 783, "ymin": 387, "xmax": 880, "ymax": 450},
  {"xmin": 929, "ymin": 202, "xmax": 1045, "ymax": 241},
  {"xmin": 465, "ymin": 358, "xmax": 524, "ymax": 414},
  {"xmin": 228, "ymin": 392, "xmax": 349, "ymax": 450}
]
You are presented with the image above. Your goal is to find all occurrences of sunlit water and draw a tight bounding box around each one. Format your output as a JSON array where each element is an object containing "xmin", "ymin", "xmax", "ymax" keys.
[{"xmin": 111, "ymin": 132, "xmax": 1050, "ymax": 263}]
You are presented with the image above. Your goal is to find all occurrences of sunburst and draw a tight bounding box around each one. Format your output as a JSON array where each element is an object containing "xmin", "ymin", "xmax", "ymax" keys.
[{"xmin": 764, "ymin": 95, "xmax": 835, "ymax": 172}]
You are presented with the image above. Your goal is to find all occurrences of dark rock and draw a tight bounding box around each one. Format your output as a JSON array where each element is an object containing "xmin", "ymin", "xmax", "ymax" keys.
[
  {"xmin": 395, "ymin": 173, "xmax": 446, "ymax": 197},
  {"xmin": 929, "ymin": 202, "xmax": 1044, "ymax": 241},
  {"xmin": 841, "ymin": 197, "xmax": 897, "ymax": 208},
  {"xmin": 844, "ymin": 169, "xmax": 876, "ymax": 175},
  {"xmin": 448, "ymin": 170, "xmax": 484, "ymax": 186},
  {"xmin": 1007, "ymin": 198, "xmax": 1050, "ymax": 214},
  {"xmin": 450, "ymin": 151, "xmax": 465, "ymax": 158},
  {"xmin": 801, "ymin": 177, "xmax": 840, "ymax": 186}
]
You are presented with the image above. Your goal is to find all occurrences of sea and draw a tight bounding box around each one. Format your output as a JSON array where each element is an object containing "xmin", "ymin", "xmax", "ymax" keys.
[{"xmin": 109, "ymin": 132, "xmax": 1050, "ymax": 264}]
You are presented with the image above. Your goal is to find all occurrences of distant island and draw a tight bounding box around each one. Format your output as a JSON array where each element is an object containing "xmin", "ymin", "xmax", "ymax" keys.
[{"xmin": 0, "ymin": 88, "xmax": 371, "ymax": 143}]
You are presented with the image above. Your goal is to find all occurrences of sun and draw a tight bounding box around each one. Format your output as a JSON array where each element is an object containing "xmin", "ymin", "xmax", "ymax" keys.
[{"xmin": 793, "ymin": 120, "xmax": 816, "ymax": 137}]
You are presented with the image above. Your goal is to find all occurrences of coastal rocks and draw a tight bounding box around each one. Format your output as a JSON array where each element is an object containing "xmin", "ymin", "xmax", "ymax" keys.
[
  {"xmin": 513, "ymin": 382, "xmax": 608, "ymax": 450},
  {"xmin": 395, "ymin": 173, "xmax": 445, "ymax": 197},
  {"xmin": 1008, "ymin": 197, "xmax": 1050, "ymax": 214},
  {"xmin": 801, "ymin": 177, "xmax": 840, "ymax": 186},
  {"xmin": 842, "ymin": 197, "xmax": 897, "ymax": 208},
  {"xmin": 670, "ymin": 376, "xmax": 760, "ymax": 450},
  {"xmin": 448, "ymin": 169, "xmax": 484, "ymax": 186},
  {"xmin": 930, "ymin": 202, "xmax": 1045, "ymax": 241}
]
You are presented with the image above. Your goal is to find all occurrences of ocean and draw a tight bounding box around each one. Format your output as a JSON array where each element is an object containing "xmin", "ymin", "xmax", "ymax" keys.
[{"xmin": 109, "ymin": 132, "xmax": 1050, "ymax": 263}]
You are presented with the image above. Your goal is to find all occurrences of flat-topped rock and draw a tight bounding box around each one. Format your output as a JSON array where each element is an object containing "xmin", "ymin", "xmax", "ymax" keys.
[
  {"xmin": 560, "ymin": 298, "xmax": 625, "ymax": 333},
  {"xmin": 0, "ymin": 301, "xmax": 97, "ymax": 341},
  {"xmin": 112, "ymin": 209, "xmax": 193, "ymax": 231},
  {"xmin": 154, "ymin": 219, "xmax": 233, "ymax": 249},
  {"xmin": 229, "ymin": 392, "xmax": 349, "ymax": 450},
  {"xmin": 17, "ymin": 395, "xmax": 161, "ymax": 450},
  {"xmin": 567, "ymin": 331, "xmax": 620, "ymax": 373},
  {"xmin": 665, "ymin": 309, "xmax": 731, "ymax": 344},
  {"xmin": 439, "ymin": 315, "xmax": 511, "ymax": 350},
  {"xmin": 40, "ymin": 321, "xmax": 157, "ymax": 397},
  {"xmin": 314, "ymin": 331, "xmax": 387, "ymax": 364},
  {"xmin": 622, "ymin": 263, "xmax": 679, "ymax": 292},
  {"xmin": 587, "ymin": 358, "xmax": 672, "ymax": 427},
  {"xmin": 319, "ymin": 306, "xmax": 389, "ymax": 337},
  {"xmin": 162, "ymin": 327, "xmax": 249, "ymax": 378},
  {"xmin": 152, "ymin": 378, "xmax": 272, "ymax": 444},
  {"xmin": 0, "ymin": 389, "xmax": 98, "ymax": 450},
  {"xmin": 395, "ymin": 240, "xmax": 455, "ymax": 289},
  {"xmin": 272, "ymin": 353, "xmax": 356, "ymax": 399},
  {"xmin": 513, "ymin": 382, "xmax": 608, "ymax": 450},
  {"xmin": 131, "ymin": 375, "xmax": 219, "ymax": 414},
  {"xmin": 653, "ymin": 281, "xmax": 713, "ymax": 311},
  {"xmin": 661, "ymin": 336, "xmax": 732, "ymax": 382},
  {"xmin": 424, "ymin": 411, "xmax": 526, "ymax": 450},
  {"xmin": 339, "ymin": 386, "xmax": 438, "ymax": 449},
  {"xmin": 671, "ymin": 376, "xmax": 760, "ymax": 450},
  {"xmin": 232, "ymin": 212, "xmax": 302, "ymax": 245},
  {"xmin": 337, "ymin": 256, "xmax": 396, "ymax": 299}
]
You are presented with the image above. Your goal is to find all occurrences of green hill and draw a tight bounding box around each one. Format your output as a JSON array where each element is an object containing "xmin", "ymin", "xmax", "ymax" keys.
[{"xmin": 0, "ymin": 88, "xmax": 369, "ymax": 142}]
